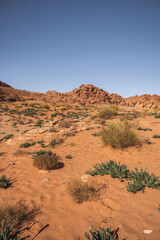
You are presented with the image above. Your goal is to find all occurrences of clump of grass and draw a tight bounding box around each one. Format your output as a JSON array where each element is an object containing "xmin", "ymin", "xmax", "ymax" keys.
[
  {"xmin": 153, "ymin": 135, "xmax": 160, "ymax": 138},
  {"xmin": 158, "ymin": 204, "xmax": 160, "ymax": 211},
  {"xmin": 91, "ymin": 132, "xmax": 101, "ymax": 137},
  {"xmin": 98, "ymin": 106, "xmax": 118, "ymax": 119},
  {"xmin": 33, "ymin": 154, "xmax": 59, "ymax": 170},
  {"xmin": 85, "ymin": 226, "xmax": 119, "ymax": 240},
  {"xmin": 0, "ymin": 201, "xmax": 40, "ymax": 239},
  {"xmin": 100, "ymin": 121, "xmax": 139, "ymax": 149},
  {"xmin": 60, "ymin": 105, "xmax": 72, "ymax": 111},
  {"xmin": 49, "ymin": 138, "xmax": 58, "ymax": 148},
  {"xmin": 65, "ymin": 154, "xmax": 72, "ymax": 159},
  {"xmin": 66, "ymin": 179, "xmax": 100, "ymax": 204},
  {"xmin": 19, "ymin": 141, "xmax": 36, "ymax": 148},
  {"xmin": 34, "ymin": 119, "xmax": 43, "ymax": 127},
  {"xmin": 37, "ymin": 139, "xmax": 47, "ymax": 148}
]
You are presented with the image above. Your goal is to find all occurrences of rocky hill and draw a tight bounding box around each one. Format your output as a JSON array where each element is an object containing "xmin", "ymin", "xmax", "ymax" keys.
[{"xmin": 0, "ymin": 81, "xmax": 160, "ymax": 110}]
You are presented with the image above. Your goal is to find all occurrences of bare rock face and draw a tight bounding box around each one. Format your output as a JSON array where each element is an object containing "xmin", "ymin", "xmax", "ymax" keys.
[{"xmin": 0, "ymin": 81, "xmax": 12, "ymax": 88}]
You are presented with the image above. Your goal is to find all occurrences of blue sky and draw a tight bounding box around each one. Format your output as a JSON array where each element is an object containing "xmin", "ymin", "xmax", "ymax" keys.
[{"xmin": 0, "ymin": 0, "xmax": 160, "ymax": 97}]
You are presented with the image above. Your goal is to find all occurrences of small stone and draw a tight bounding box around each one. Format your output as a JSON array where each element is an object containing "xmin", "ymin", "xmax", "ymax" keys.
[
  {"xmin": 143, "ymin": 230, "xmax": 152, "ymax": 234},
  {"xmin": 81, "ymin": 174, "xmax": 91, "ymax": 182},
  {"xmin": 39, "ymin": 170, "xmax": 50, "ymax": 174},
  {"xmin": 89, "ymin": 226, "xmax": 92, "ymax": 230},
  {"xmin": 40, "ymin": 178, "xmax": 50, "ymax": 183}
]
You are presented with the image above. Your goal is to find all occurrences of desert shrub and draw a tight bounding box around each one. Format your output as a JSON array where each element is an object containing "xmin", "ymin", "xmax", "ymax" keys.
[
  {"xmin": 65, "ymin": 154, "xmax": 72, "ymax": 159},
  {"xmin": 85, "ymin": 226, "xmax": 119, "ymax": 240},
  {"xmin": 98, "ymin": 106, "xmax": 118, "ymax": 119},
  {"xmin": 34, "ymin": 119, "xmax": 43, "ymax": 127},
  {"xmin": 32, "ymin": 150, "xmax": 56, "ymax": 158},
  {"xmin": 19, "ymin": 141, "xmax": 36, "ymax": 148},
  {"xmin": 91, "ymin": 132, "xmax": 101, "ymax": 137},
  {"xmin": 86, "ymin": 160, "xmax": 129, "ymax": 181},
  {"xmin": 0, "ymin": 175, "xmax": 11, "ymax": 189},
  {"xmin": 22, "ymin": 108, "xmax": 38, "ymax": 116},
  {"xmin": 49, "ymin": 138, "xmax": 59, "ymax": 148},
  {"xmin": 158, "ymin": 204, "xmax": 160, "ymax": 211},
  {"xmin": 37, "ymin": 139, "xmax": 47, "ymax": 148},
  {"xmin": 40, "ymin": 104, "xmax": 50, "ymax": 110},
  {"xmin": 153, "ymin": 135, "xmax": 160, "ymax": 138},
  {"xmin": 33, "ymin": 154, "xmax": 58, "ymax": 170},
  {"xmin": 60, "ymin": 105, "xmax": 72, "ymax": 111},
  {"xmin": 58, "ymin": 120, "xmax": 72, "ymax": 128},
  {"xmin": 0, "ymin": 201, "xmax": 40, "ymax": 239},
  {"xmin": 0, "ymin": 134, "xmax": 14, "ymax": 142},
  {"xmin": 155, "ymin": 114, "xmax": 160, "ymax": 118},
  {"xmin": 100, "ymin": 121, "xmax": 139, "ymax": 149},
  {"xmin": 137, "ymin": 127, "xmax": 152, "ymax": 131},
  {"xmin": 66, "ymin": 179, "xmax": 100, "ymax": 204}
]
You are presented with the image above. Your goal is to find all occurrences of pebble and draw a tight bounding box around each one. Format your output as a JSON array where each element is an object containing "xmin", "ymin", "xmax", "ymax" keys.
[
  {"xmin": 89, "ymin": 226, "xmax": 92, "ymax": 230},
  {"xmin": 40, "ymin": 178, "xmax": 50, "ymax": 183},
  {"xmin": 143, "ymin": 230, "xmax": 152, "ymax": 234}
]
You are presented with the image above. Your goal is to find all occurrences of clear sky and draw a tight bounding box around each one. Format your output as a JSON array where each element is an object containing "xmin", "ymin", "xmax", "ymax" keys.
[{"xmin": 0, "ymin": 0, "xmax": 160, "ymax": 97}]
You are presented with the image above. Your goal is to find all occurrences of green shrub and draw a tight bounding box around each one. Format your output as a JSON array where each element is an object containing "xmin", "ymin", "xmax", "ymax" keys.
[
  {"xmin": 37, "ymin": 139, "xmax": 47, "ymax": 148},
  {"xmin": 100, "ymin": 121, "xmax": 139, "ymax": 149},
  {"xmin": 137, "ymin": 127, "xmax": 152, "ymax": 131},
  {"xmin": 19, "ymin": 142, "xmax": 36, "ymax": 148},
  {"xmin": 65, "ymin": 154, "xmax": 72, "ymax": 159},
  {"xmin": 153, "ymin": 135, "xmax": 160, "ymax": 138},
  {"xmin": 32, "ymin": 150, "xmax": 56, "ymax": 158},
  {"xmin": 158, "ymin": 204, "xmax": 160, "ymax": 211},
  {"xmin": 0, "ymin": 134, "xmax": 14, "ymax": 142},
  {"xmin": 86, "ymin": 160, "xmax": 129, "ymax": 181},
  {"xmin": 34, "ymin": 120, "xmax": 43, "ymax": 127},
  {"xmin": 85, "ymin": 226, "xmax": 119, "ymax": 240},
  {"xmin": 0, "ymin": 176, "xmax": 11, "ymax": 189},
  {"xmin": 155, "ymin": 114, "xmax": 160, "ymax": 118},
  {"xmin": 98, "ymin": 106, "xmax": 118, "ymax": 119},
  {"xmin": 49, "ymin": 139, "xmax": 58, "ymax": 148}
]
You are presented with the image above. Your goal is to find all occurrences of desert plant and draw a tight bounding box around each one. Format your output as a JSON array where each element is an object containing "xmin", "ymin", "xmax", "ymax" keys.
[
  {"xmin": 155, "ymin": 114, "xmax": 160, "ymax": 118},
  {"xmin": 34, "ymin": 120, "xmax": 43, "ymax": 127},
  {"xmin": 85, "ymin": 226, "xmax": 119, "ymax": 240},
  {"xmin": 58, "ymin": 120, "xmax": 72, "ymax": 128},
  {"xmin": 100, "ymin": 121, "xmax": 139, "ymax": 149},
  {"xmin": 66, "ymin": 179, "xmax": 100, "ymax": 204},
  {"xmin": 137, "ymin": 127, "xmax": 152, "ymax": 131},
  {"xmin": 0, "ymin": 135, "xmax": 14, "ymax": 142},
  {"xmin": 86, "ymin": 160, "xmax": 129, "ymax": 181},
  {"xmin": 37, "ymin": 139, "xmax": 47, "ymax": 148},
  {"xmin": 65, "ymin": 154, "xmax": 72, "ymax": 159},
  {"xmin": 98, "ymin": 106, "xmax": 118, "ymax": 119},
  {"xmin": 153, "ymin": 135, "xmax": 160, "ymax": 138},
  {"xmin": 32, "ymin": 150, "xmax": 56, "ymax": 158},
  {"xmin": 0, "ymin": 176, "xmax": 11, "ymax": 189},
  {"xmin": 40, "ymin": 104, "xmax": 50, "ymax": 110},
  {"xmin": 33, "ymin": 154, "xmax": 58, "ymax": 170},
  {"xmin": 158, "ymin": 204, "xmax": 160, "ymax": 211},
  {"xmin": 0, "ymin": 201, "xmax": 40, "ymax": 240},
  {"xmin": 19, "ymin": 141, "xmax": 36, "ymax": 148},
  {"xmin": 126, "ymin": 179, "xmax": 145, "ymax": 194},
  {"xmin": 49, "ymin": 139, "xmax": 58, "ymax": 148},
  {"xmin": 91, "ymin": 132, "xmax": 101, "ymax": 137}
]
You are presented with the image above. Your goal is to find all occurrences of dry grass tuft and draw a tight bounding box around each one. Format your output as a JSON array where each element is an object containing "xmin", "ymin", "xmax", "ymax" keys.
[
  {"xmin": 66, "ymin": 179, "xmax": 100, "ymax": 204},
  {"xmin": 0, "ymin": 201, "xmax": 40, "ymax": 234},
  {"xmin": 98, "ymin": 106, "xmax": 118, "ymax": 119},
  {"xmin": 33, "ymin": 154, "xmax": 59, "ymax": 170},
  {"xmin": 101, "ymin": 121, "xmax": 139, "ymax": 149}
]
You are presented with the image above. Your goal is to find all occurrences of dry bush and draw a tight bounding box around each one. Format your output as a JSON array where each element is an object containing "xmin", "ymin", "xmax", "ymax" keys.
[
  {"xmin": 58, "ymin": 120, "xmax": 72, "ymax": 128},
  {"xmin": 66, "ymin": 179, "xmax": 100, "ymax": 204},
  {"xmin": 60, "ymin": 104, "xmax": 72, "ymax": 111},
  {"xmin": 40, "ymin": 104, "xmax": 50, "ymax": 109},
  {"xmin": 33, "ymin": 154, "xmax": 59, "ymax": 170},
  {"xmin": 0, "ymin": 201, "xmax": 40, "ymax": 234},
  {"xmin": 101, "ymin": 121, "xmax": 139, "ymax": 149},
  {"xmin": 98, "ymin": 106, "xmax": 118, "ymax": 119}
]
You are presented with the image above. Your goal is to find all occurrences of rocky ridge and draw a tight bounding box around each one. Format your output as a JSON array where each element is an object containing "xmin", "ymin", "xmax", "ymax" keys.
[{"xmin": 0, "ymin": 81, "xmax": 160, "ymax": 110}]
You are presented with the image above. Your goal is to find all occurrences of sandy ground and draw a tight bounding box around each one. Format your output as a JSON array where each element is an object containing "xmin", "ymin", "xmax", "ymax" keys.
[{"xmin": 0, "ymin": 103, "xmax": 160, "ymax": 240}]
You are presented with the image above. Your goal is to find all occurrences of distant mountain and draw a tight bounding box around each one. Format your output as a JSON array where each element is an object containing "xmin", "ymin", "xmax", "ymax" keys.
[{"xmin": 0, "ymin": 81, "xmax": 159, "ymax": 110}]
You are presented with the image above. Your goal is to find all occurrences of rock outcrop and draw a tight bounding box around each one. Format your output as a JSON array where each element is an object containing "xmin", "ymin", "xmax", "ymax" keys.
[{"xmin": 0, "ymin": 81, "xmax": 160, "ymax": 110}]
